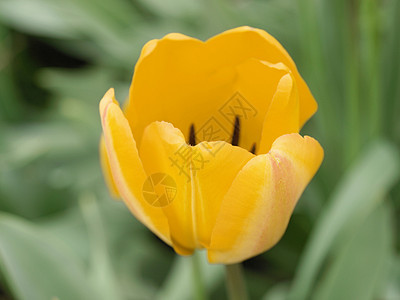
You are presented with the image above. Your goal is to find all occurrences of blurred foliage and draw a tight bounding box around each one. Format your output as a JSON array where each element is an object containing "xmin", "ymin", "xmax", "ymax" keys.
[{"xmin": 0, "ymin": 0, "xmax": 399, "ymax": 299}]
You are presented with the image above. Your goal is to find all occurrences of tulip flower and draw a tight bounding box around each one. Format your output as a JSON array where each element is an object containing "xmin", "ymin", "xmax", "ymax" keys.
[{"xmin": 99, "ymin": 26, "xmax": 323, "ymax": 265}]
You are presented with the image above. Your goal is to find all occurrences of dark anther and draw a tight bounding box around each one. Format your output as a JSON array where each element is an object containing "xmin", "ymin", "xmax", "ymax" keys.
[
  {"xmin": 231, "ymin": 116, "xmax": 240, "ymax": 146},
  {"xmin": 250, "ymin": 143, "xmax": 256, "ymax": 154},
  {"xmin": 189, "ymin": 124, "xmax": 196, "ymax": 146}
]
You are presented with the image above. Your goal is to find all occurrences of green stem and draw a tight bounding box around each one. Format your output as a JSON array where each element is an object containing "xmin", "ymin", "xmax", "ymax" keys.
[
  {"xmin": 344, "ymin": 0, "xmax": 361, "ymax": 166},
  {"xmin": 359, "ymin": 0, "xmax": 381, "ymax": 140},
  {"xmin": 191, "ymin": 252, "xmax": 206, "ymax": 300},
  {"xmin": 225, "ymin": 264, "xmax": 248, "ymax": 300}
]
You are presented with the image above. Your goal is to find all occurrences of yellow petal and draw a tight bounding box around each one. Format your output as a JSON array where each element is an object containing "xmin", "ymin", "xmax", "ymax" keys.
[
  {"xmin": 232, "ymin": 59, "xmax": 291, "ymax": 151},
  {"xmin": 125, "ymin": 27, "xmax": 316, "ymax": 150},
  {"xmin": 99, "ymin": 136, "xmax": 120, "ymax": 198},
  {"xmin": 208, "ymin": 133, "xmax": 323, "ymax": 264},
  {"xmin": 139, "ymin": 121, "xmax": 194, "ymax": 254},
  {"xmin": 139, "ymin": 121, "xmax": 254, "ymax": 254},
  {"xmin": 191, "ymin": 142, "xmax": 254, "ymax": 247},
  {"xmin": 100, "ymin": 88, "xmax": 171, "ymax": 245},
  {"xmin": 127, "ymin": 56, "xmax": 292, "ymax": 152},
  {"xmin": 258, "ymin": 72, "xmax": 300, "ymax": 153},
  {"xmin": 126, "ymin": 33, "xmax": 212, "ymax": 147},
  {"xmin": 207, "ymin": 26, "xmax": 317, "ymax": 126}
]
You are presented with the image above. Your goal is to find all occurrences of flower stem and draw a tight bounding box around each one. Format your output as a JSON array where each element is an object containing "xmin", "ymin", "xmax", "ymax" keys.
[
  {"xmin": 225, "ymin": 263, "xmax": 248, "ymax": 300},
  {"xmin": 191, "ymin": 252, "xmax": 206, "ymax": 300}
]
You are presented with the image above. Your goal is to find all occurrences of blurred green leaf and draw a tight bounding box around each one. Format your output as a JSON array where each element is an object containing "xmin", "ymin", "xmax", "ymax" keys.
[
  {"xmin": 136, "ymin": 0, "xmax": 201, "ymax": 18},
  {"xmin": 262, "ymin": 282, "xmax": 289, "ymax": 300},
  {"xmin": 0, "ymin": 24, "xmax": 24, "ymax": 123},
  {"xmin": 2, "ymin": 123, "xmax": 85, "ymax": 166},
  {"xmin": 380, "ymin": 256, "xmax": 400, "ymax": 299},
  {"xmin": 79, "ymin": 193, "xmax": 122, "ymax": 300},
  {"xmin": 156, "ymin": 256, "xmax": 194, "ymax": 300},
  {"xmin": 39, "ymin": 196, "xmax": 163, "ymax": 300},
  {"xmin": 38, "ymin": 67, "xmax": 127, "ymax": 102},
  {"xmin": 38, "ymin": 206, "xmax": 90, "ymax": 263},
  {"xmin": 381, "ymin": 0, "xmax": 400, "ymax": 141},
  {"xmin": 0, "ymin": 0, "xmax": 79, "ymax": 39},
  {"xmin": 314, "ymin": 202, "xmax": 393, "ymax": 300},
  {"xmin": 289, "ymin": 140, "xmax": 400, "ymax": 300},
  {"xmin": 0, "ymin": 0, "xmax": 141, "ymax": 66},
  {"xmin": 156, "ymin": 251, "xmax": 224, "ymax": 300},
  {"xmin": 0, "ymin": 120, "xmax": 101, "ymax": 217},
  {"xmin": 0, "ymin": 213, "xmax": 96, "ymax": 300}
]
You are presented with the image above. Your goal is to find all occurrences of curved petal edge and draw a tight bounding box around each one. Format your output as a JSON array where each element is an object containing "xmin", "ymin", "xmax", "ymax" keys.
[
  {"xmin": 100, "ymin": 88, "xmax": 171, "ymax": 245},
  {"xmin": 208, "ymin": 133, "xmax": 323, "ymax": 264}
]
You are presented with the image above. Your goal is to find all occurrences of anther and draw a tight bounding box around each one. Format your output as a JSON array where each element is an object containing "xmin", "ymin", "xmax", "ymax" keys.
[
  {"xmin": 231, "ymin": 116, "xmax": 240, "ymax": 146},
  {"xmin": 189, "ymin": 124, "xmax": 196, "ymax": 146},
  {"xmin": 250, "ymin": 143, "xmax": 256, "ymax": 154}
]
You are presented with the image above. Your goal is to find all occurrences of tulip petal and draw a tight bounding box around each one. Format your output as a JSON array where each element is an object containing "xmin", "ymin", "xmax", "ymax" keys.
[
  {"xmin": 100, "ymin": 88, "xmax": 171, "ymax": 245},
  {"xmin": 258, "ymin": 72, "xmax": 300, "ymax": 154},
  {"xmin": 191, "ymin": 142, "xmax": 254, "ymax": 247},
  {"xmin": 125, "ymin": 27, "xmax": 316, "ymax": 150},
  {"xmin": 99, "ymin": 136, "xmax": 120, "ymax": 198},
  {"xmin": 208, "ymin": 133, "xmax": 323, "ymax": 264},
  {"xmin": 207, "ymin": 26, "xmax": 317, "ymax": 126},
  {"xmin": 139, "ymin": 121, "xmax": 194, "ymax": 254},
  {"xmin": 126, "ymin": 33, "xmax": 219, "ymax": 147},
  {"xmin": 139, "ymin": 121, "xmax": 254, "ymax": 254},
  {"xmin": 232, "ymin": 59, "xmax": 291, "ymax": 151}
]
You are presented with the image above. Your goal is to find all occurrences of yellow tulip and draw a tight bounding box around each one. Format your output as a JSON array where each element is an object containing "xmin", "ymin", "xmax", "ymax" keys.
[{"xmin": 99, "ymin": 26, "xmax": 323, "ymax": 264}]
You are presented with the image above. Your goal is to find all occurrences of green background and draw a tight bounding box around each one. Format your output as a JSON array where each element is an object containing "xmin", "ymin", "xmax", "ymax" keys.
[{"xmin": 0, "ymin": 0, "xmax": 399, "ymax": 299}]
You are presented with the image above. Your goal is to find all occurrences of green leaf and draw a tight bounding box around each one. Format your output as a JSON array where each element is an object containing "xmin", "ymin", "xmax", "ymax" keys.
[
  {"xmin": 381, "ymin": 0, "xmax": 400, "ymax": 138},
  {"xmin": 136, "ymin": 0, "xmax": 201, "ymax": 18},
  {"xmin": 0, "ymin": 0, "xmax": 79, "ymax": 39},
  {"xmin": 37, "ymin": 67, "xmax": 128, "ymax": 104},
  {"xmin": 0, "ymin": 213, "xmax": 97, "ymax": 300},
  {"xmin": 289, "ymin": 140, "xmax": 400, "ymax": 300},
  {"xmin": 314, "ymin": 202, "xmax": 393, "ymax": 300},
  {"xmin": 39, "ymin": 195, "xmax": 162, "ymax": 300},
  {"xmin": 380, "ymin": 255, "xmax": 400, "ymax": 299},
  {"xmin": 156, "ymin": 251, "xmax": 224, "ymax": 300},
  {"xmin": 79, "ymin": 193, "xmax": 121, "ymax": 300},
  {"xmin": 262, "ymin": 282, "xmax": 289, "ymax": 300}
]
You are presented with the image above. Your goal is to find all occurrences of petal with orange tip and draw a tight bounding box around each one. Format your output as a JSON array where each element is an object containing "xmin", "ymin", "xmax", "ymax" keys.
[
  {"xmin": 208, "ymin": 133, "xmax": 323, "ymax": 264},
  {"xmin": 100, "ymin": 88, "xmax": 171, "ymax": 245}
]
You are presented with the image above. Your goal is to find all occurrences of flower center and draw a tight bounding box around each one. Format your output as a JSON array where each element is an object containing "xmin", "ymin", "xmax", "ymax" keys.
[{"xmin": 188, "ymin": 115, "xmax": 256, "ymax": 154}]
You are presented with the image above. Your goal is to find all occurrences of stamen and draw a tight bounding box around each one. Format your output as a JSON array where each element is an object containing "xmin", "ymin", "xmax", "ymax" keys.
[
  {"xmin": 189, "ymin": 124, "xmax": 196, "ymax": 146},
  {"xmin": 250, "ymin": 143, "xmax": 256, "ymax": 154},
  {"xmin": 231, "ymin": 116, "xmax": 240, "ymax": 146}
]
